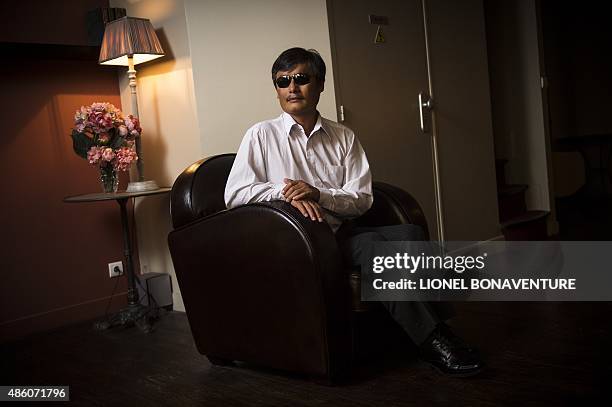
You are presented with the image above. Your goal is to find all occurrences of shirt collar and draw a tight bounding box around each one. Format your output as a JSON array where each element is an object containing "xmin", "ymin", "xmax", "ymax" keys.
[{"xmin": 281, "ymin": 111, "xmax": 329, "ymax": 138}]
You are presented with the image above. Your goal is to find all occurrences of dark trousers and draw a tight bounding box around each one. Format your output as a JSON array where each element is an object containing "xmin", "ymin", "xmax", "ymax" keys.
[{"xmin": 340, "ymin": 224, "xmax": 454, "ymax": 345}]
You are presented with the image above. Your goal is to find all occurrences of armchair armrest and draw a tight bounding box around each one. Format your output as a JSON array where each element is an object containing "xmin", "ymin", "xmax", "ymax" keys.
[
  {"xmin": 356, "ymin": 181, "xmax": 430, "ymax": 239},
  {"xmin": 168, "ymin": 200, "xmax": 351, "ymax": 379},
  {"xmin": 170, "ymin": 154, "xmax": 236, "ymax": 229}
]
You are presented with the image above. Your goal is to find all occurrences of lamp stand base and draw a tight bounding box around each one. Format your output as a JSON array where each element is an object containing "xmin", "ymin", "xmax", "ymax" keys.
[{"xmin": 127, "ymin": 180, "xmax": 159, "ymax": 192}]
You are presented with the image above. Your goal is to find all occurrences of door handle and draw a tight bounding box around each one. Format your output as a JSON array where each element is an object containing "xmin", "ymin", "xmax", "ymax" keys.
[{"xmin": 419, "ymin": 92, "xmax": 433, "ymax": 133}]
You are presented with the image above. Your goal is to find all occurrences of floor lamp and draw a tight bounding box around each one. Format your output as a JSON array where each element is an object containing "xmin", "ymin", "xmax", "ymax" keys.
[{"xmin": 99, "ymin": 16, "xmax": 165, "ymax": 192}]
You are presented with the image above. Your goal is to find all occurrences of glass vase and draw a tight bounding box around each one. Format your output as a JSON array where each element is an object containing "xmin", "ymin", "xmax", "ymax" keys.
[{"xmin": 100, "ymin": 164, "xmax": 119, "ymax": 193}]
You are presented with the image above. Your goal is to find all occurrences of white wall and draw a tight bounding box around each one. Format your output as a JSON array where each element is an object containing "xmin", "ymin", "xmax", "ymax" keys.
[
  {"xmin": 110, "ymin": 0, "xmax": 335, "ymax": 311},
  {"xmin": 184, "ymin": 0, "xmax": 337, "ymax": 156}
]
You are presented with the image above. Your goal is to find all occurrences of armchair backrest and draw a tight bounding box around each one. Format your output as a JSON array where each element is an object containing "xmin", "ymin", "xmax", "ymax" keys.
[
  {"xmin": 170, "ymin": 153, "xmax": 236, "ymax": 228},
  {"xmin": 170, "ymin": 154, "xmax": 429, "ymax": 239}
]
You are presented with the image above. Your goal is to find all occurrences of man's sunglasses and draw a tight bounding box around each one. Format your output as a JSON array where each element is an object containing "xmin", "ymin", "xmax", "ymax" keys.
[{"xmin": 275, "ymin": 73, "xmax": 311, "ymax": 88}]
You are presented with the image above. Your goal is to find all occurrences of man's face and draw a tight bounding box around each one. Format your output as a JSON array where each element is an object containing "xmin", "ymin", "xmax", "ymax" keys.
[{"xmin": 275, "ymin": 63, "xmax": 324, "ymax": 117}]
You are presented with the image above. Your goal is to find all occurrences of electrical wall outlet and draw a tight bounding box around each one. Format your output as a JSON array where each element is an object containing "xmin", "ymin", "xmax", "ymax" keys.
[{"xmin": 108, "ymin": 261, "xmax": 124, "ymax": 278}]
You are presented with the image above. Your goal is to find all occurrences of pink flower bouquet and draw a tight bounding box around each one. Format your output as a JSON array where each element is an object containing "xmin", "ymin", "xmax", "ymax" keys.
[{"xmin": 70, "ymin": 102, "xmax": 139, "ymax": 173}]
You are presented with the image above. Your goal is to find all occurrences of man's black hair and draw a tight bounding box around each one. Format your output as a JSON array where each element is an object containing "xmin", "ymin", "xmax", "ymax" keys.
[{"xmin": 271, "ymin": 47, "xmax": 326, "ymax": 86}]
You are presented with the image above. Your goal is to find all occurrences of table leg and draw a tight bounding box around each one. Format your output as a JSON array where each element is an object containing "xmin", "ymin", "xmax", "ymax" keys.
[
  {"xmin": 118, "ymin": 198, "xmax": 139, "ymax": 305},
  {"xmin": 94, "ymin": 198, "xmax": 155, "ymax": 332}
]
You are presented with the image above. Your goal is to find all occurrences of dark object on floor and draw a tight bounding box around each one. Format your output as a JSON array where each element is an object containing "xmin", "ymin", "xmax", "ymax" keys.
[
  {"xmin": 167, "ymin": 154, "xmax": 429, "ymax": 382},
  {"xmin": 138, "ymin": 272, "xmax": 173, "ymax": 310}
]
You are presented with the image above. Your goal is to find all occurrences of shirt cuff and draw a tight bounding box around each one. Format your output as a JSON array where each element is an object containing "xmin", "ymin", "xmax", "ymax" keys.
[
  {"xmin": 318, "ymin": 188, "xmax": 334, "ymax": 211},
  {"xmin": 272, "ymin": 183, "xmax": 286, "ymax": 201}
]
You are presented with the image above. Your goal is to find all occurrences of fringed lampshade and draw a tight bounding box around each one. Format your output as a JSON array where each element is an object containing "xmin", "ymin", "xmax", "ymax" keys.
[{"xmin": 99, "ymin": 17, "xmax": 164, "ymax": 66}]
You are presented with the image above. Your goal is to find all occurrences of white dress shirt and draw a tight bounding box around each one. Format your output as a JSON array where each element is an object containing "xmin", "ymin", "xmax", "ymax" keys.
[{"xmin": 224, "ymin": 112, "xmax": 373, "ymax": 232}]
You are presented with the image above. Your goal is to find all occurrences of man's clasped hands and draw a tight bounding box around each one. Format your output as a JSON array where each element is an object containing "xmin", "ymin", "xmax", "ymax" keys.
[{"xmin": 282, "ymin": 178, "xmax": 324, "ymax": 222}]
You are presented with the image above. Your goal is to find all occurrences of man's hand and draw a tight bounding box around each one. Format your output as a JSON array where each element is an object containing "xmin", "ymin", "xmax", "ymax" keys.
[
  {"xmin": 283, "ymin": 178, "xmax": 320, "ymax": 202},
  {"xmin": 290, "ymin": 199, "xmax": 324, "ymax": 222}
]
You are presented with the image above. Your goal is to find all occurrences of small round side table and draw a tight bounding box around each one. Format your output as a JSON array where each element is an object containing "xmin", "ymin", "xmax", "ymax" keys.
[{"xmin": 64, "ymin": 188, "xmax": 171, "ymax": 332}]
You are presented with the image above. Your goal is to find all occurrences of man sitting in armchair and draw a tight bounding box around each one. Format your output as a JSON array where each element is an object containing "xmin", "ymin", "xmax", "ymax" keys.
[{"xmin": 224, "ymin": 47, "xmax": 483, "ymax": 377}]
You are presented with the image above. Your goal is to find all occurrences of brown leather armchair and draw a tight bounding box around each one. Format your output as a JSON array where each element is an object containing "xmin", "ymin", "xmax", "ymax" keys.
[{"xmin": 168, "ymin": 154, "xmax": 429, "ymax": 382}]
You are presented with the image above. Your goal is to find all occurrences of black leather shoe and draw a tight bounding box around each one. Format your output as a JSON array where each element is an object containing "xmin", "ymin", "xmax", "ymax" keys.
[{"xmin": 419, "ymin": 324, "xmax": 483, "ymax": 377}]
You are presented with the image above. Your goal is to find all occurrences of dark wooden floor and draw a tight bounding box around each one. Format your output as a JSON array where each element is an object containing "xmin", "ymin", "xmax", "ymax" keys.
[{"xmin": 2, "ymin": 302, "xmax": 610, "ymax": 406}]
